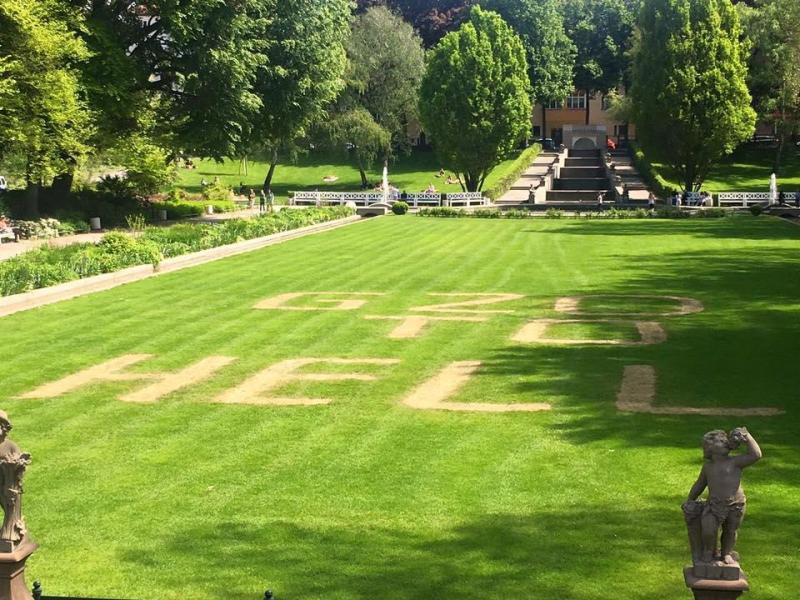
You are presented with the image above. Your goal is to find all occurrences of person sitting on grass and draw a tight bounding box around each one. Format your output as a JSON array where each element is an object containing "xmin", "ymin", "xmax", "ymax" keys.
[
  {"xmin": 445, "ymin": 175, "xmax": 459, "ymax": 185},
  {"xmin": 437, "ymin": 168, "xmax": 445, "ymax": 178},
  {"xmin": 425, "ymin": 183, "xmax": 437, "ymax": 194}
]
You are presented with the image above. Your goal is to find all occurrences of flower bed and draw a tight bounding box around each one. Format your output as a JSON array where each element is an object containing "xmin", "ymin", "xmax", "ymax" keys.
[{"xmin": 0, "ymin": 206, "xmax": 354, "ymax": 297}]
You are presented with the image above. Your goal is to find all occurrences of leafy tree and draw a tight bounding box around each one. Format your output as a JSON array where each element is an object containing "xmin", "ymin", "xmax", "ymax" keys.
[
  {"xmin": 328, "ymin": 6, "xmax": 425, "ymax": 187},
  {"xmin": 563, "ymin": 0, "xmax": 637, "ymax": 125},
  {"xmin": 481, "ymin": 0, "xmax": 575, "ymax": 139},
  {"xmin": 631, "ymin": 0, "xmax": 756, "ymax": 191},
  {"xmin": 347, "ymin": 7, "xmax": 425, "ymax": 154},
  {"xmin": 0, "ymin": 0, "xmax": 93, "ymax": 215},
  {"xmin": 140, "ymin": 0, "xmax": 273, "ymax": 161},
  {"xmin": 419, "ymin": 6, "xmax": 531, "ymax": 191},
  {"xmin": 48, "ymin": 0, "xmax": 152, "ymax": 197},
  {"xmin": 742, "ymin": 0, "xmax": 800, "ymax": 173},
  {"xmin": 252, "ymin": 0, "xmax": 350, "ymax": 191},
  {"xmin": 328, "ymin": 107, "xmax": 391, "ymax": 189}
]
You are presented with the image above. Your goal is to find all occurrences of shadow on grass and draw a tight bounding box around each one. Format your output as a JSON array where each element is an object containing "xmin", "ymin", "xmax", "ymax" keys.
[
  {"xmin": 522, "ymin": 218, "xmax": 800, "ymax": 241},
  {"xmin": 118, "ymin": 500, "xmax": 800, "ymax": 599},
  {"xmin": 121, "ymin": 505, "xmax": 687, "ymax": 599},
  {"xmin": 478, "ymin": 246, "xmax": 799, "ymax": 447}
]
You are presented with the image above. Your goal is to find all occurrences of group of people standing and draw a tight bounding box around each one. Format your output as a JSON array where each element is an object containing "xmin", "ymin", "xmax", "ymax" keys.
[
  {"xmin": 239, "ymin": 183, "xmax": 274, "ymax": 213},
  {"xmin": 669, "ymin": 190, "xmax": 712, "ymax": 207}
]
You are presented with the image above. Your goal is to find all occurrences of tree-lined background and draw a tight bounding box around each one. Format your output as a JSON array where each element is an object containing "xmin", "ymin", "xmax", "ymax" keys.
[{"xmin": 0, "ymin": 0, "xmax": 797, "ymax": 211}]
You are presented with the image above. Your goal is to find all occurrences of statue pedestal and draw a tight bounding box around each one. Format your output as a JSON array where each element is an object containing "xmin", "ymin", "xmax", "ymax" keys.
[
  {"xmin": 684, "ymin": 566, "xmax": 749, "ymax": 600},
  {"xmin": 0, "ymin": 538, "xmax": 37, "ymax": 600}
]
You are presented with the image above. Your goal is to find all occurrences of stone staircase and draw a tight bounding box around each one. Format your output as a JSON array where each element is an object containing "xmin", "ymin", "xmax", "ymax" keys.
[
  {"xmin": 496, "ymin": 150, "xmax": 561, "ymax": 207},
  {"xmin": 546, "ymin": 149, "xmax": 610, "ymax": 204},
  {"xmin": 607, "ymin": 149, "xmax": 652, "ymax": 202}
]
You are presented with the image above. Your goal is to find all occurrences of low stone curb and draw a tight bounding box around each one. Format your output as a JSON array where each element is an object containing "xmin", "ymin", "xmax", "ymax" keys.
[{"xmin": 0, "ymin": 215, "xmax": 363, "ymax": 318}]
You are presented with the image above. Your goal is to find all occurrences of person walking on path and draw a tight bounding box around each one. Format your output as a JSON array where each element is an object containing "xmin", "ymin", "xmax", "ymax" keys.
[{"xmin": 259, "ymin": 190, "xmax": 266, "ymax": 213}]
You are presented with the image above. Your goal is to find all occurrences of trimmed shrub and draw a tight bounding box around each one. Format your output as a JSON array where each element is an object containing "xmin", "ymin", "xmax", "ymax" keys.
[
  {"xmin": 391, "ymin": 201, "xmax": 409, "ymax": 215},
  {"xmin": 417, "ymin": 207, "xmax": 465, "ymax": 218},
  {"xmin": 749, "ymin": 204, "xmax": 763, "ymax": 216}
]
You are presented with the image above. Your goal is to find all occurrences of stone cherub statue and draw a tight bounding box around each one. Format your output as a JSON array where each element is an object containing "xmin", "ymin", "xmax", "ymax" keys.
[
  {"xmin": 682, "ymin": 427, "xmax": 761, "ymax": 568},
  {"xmin": 0, "ymin": 411, "xmax": 31, "ymax": 551}
]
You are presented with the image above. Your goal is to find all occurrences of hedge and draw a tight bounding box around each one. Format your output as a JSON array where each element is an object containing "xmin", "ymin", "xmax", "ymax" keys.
[{"xmin": 483, "ymin": 144, "xmax": 542, "ymax": 201}]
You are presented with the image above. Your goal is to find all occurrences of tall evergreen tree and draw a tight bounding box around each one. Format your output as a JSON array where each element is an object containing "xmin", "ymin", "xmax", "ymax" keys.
[
  {"xmin": 419, "ymin": 6, "xmax": 531, "ymax": 191},
  {"xmin": 631, "ymin": 0, "xmax": 756, "ymax": 191}
]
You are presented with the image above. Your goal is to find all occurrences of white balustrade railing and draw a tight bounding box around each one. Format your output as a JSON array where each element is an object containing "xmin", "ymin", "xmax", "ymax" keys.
[
  {"xmin": 717, "ymin": 192, "xmax": 772, "ymax": 207},
  {"xmin": 291, "ymin": 190, "xmax": 489, "ymax": 208},
  {"xmin": 446, "ymin": 192, "xmax": 488, "ymax": 207},
  {"xmin": 290, "ymin": 191, "xmax": 396, "ymax": 206},
  {"xmin": 404, "ymin": 193, "xmax": 441, "ymax": 207},
  {"xmin": 717, "ymin": 191, "xmax": 800, "ymax": 207}
]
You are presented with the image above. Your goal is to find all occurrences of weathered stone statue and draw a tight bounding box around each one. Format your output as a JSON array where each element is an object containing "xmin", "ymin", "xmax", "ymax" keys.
[
  {"xmin": 0, "ymin": 414, "xmax": 30, "ymax": 553},
  {"xmin": 0, "ymin": 413, "xmax": 30, "ymax": 553},
  {"xmin": 682, "ymin": 427, "xmax": 761, "ymax": 599},
  {"xmin": 0, "ymin": 411, "xmax": 36, "ymax": 600}
]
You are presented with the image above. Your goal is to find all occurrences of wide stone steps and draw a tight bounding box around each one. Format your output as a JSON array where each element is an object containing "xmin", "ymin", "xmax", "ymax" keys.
[
  {"xmin": 569, "ymin": 149, "xmax": 601, "ymax": 158},
  {"xmin": 564, "ymin": 158, "xmax": 600, "ymax": 167},
  {"xmin": 560, "ymin": 166, "xmax": 606, "ymax": 179},
  {"xmin": 546, "ymin": 190, "xmax": 610, "ymax": 202},
  {"xmin": 552, "ymin": 178, "xmax": 610, "ymax": 191}
]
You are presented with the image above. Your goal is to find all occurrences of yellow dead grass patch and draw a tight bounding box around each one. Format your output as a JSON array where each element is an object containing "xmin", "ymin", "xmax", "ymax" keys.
[{"xmin": 403, "ymin": 361, "xmax": 551, "ymax": 413}]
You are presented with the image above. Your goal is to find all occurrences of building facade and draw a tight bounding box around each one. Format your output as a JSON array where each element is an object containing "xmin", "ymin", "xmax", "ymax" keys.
[{"xmin": 532, "ymin": 92, "xmax": 636, "ymax": 147}]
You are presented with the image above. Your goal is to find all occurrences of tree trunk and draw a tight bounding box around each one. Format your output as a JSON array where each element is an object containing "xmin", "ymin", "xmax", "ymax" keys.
[
  {"xmin": 357, "ymin": 156, "xmax": 368, "ymax": 189},
  {"xmin": 464, "ymin": 172, "xmax": 478, "ymax": 192},
  {"xmin": 585, "ymin": 91, "xmax": 591, "ymax": 125},
  {"xmin": 263, "ymin": 148, "xmax": 278, "ymax": 191},
  {"xmin": 541, "ymin": 104, "xmax": 547, "ymax": 142}
]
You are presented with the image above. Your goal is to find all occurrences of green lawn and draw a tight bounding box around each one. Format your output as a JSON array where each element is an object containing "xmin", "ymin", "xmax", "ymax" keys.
[
  {"xmin": 653, "ymin": 144, "xmax": 800, "ymax": 192},
  {"xmin": 175, "ymin": 149, "xmax": 530, "ymax": 200},
  {"xmin": 2, "ymin": 216, "xmax": 799, "ymax": 599}
]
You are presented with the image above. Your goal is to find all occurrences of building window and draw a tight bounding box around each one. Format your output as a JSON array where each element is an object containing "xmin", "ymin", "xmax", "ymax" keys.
[
  {"xmin": 566, "ymin": 93, "xmax": 587, "ymax": 110},
  {"xmin": 546, "ymin": 99, "xmax": 563, "ymax": 109},
  {"xmin": 602, "ymin": 95, "xmax": 612, "ymax": 111},
  {"xmin": 532, "ymin": 126, "xmax": 541, "ymax": 138}
]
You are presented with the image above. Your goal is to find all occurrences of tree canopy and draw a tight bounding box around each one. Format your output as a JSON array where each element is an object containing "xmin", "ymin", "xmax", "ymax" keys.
[
  {"xmin": 741, "ymin": 0, "xmax": 800, "ymax": 172},
  {"xmin": 327, "ymin": 6, "xmax": 425, "ymax": 187},
  {"xmin": 419, "ymin": 6, "xmax": 531, "ymax": 191},
  {"xmin": 564, "ymin": 0, "xmax": 638, "ymax": 124},
  {"xmin": 631, "ymin": 0, "xmax": 756, "ymax": 191},
  {"xmin": 251, "ymin": 0, "xmax": 351, "ymax": 190},
  {"xmin": 0, "ymin": 0, "xmax": 93, "ymax": 212},
  {"xmin": 480, "ymin": 0, "xmax": 575, "ymax": 138}
]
